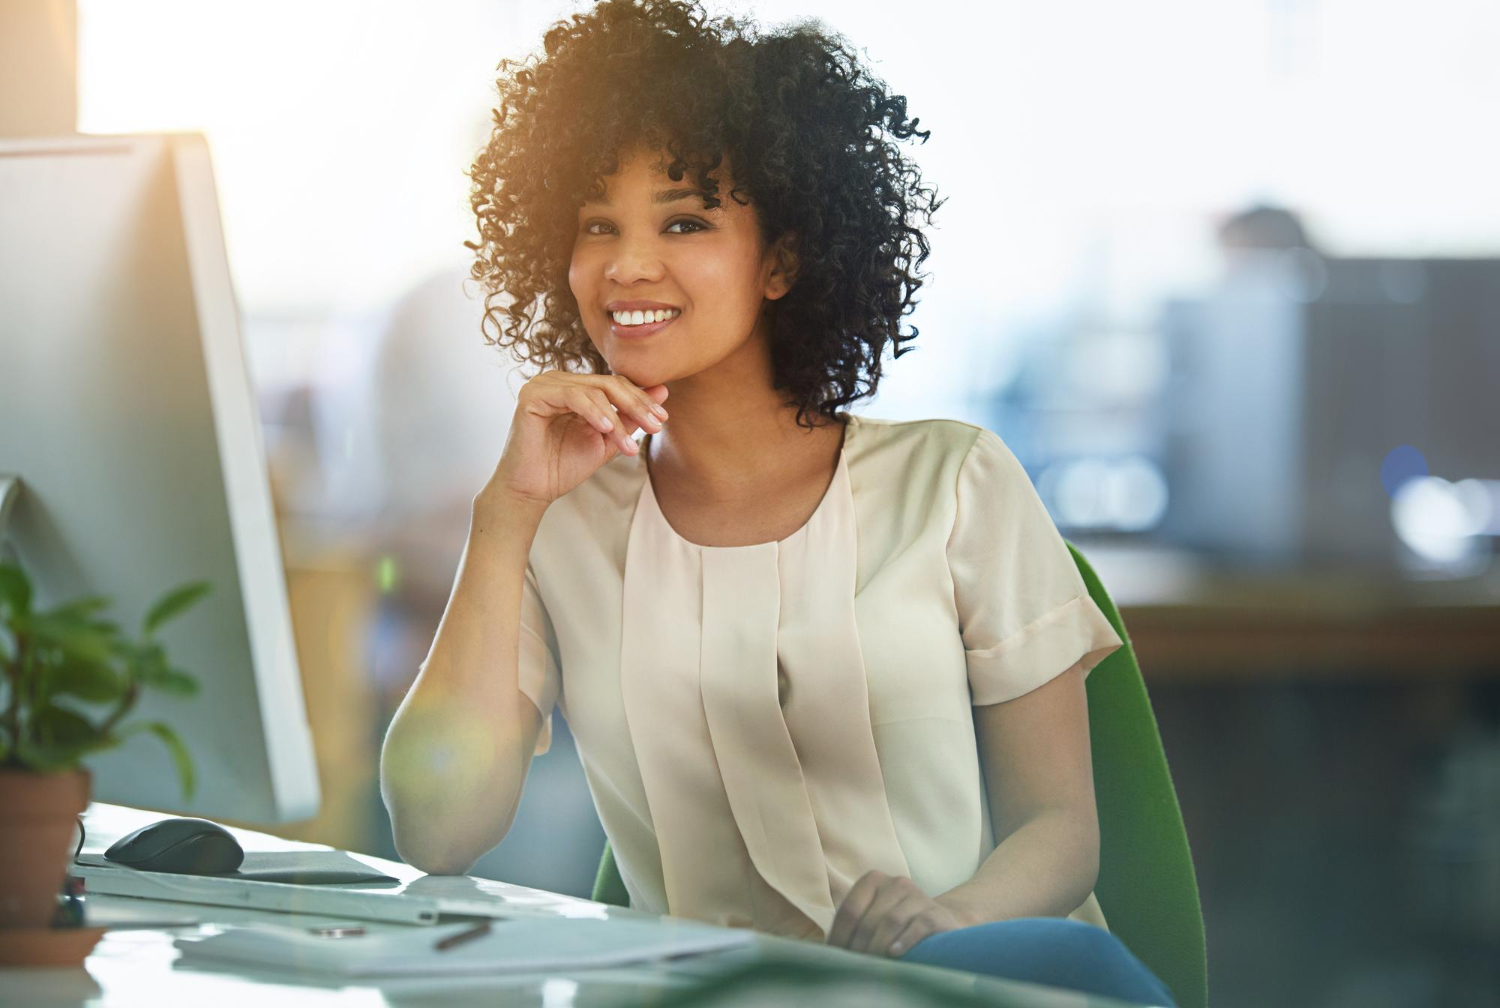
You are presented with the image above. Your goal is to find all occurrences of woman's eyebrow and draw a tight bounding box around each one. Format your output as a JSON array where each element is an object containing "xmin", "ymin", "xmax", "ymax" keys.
[
  {"xmin": 653, "ymin": 188, "xmax": 709, "ymax": 205},
  {"xmin": 581, "ymin": 188, "xmax": 712, "ymax": 208}
]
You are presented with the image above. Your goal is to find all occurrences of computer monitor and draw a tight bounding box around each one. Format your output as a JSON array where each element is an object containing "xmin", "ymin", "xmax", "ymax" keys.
[
  {"xmin": 1157, "ymin": 254, "xmax": 1500, "ymax": 574},
  {"xmin": 0, "ymin": 132, "xmax": 318, "ymax": 823}
]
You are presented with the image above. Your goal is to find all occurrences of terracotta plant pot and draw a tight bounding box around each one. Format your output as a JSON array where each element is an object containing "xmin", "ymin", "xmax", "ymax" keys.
[{"xmin": 0, "ymin": 767, "xmax": 91, "ymax": 929}]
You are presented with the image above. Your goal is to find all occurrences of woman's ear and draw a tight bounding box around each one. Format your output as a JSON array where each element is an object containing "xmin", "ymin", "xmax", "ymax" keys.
[{"xmin": 763, "ymin": 232, "xmax": 800, "ymax": 301}]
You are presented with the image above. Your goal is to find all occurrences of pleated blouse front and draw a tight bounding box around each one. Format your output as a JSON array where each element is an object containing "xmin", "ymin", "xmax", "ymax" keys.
[{"xmin": 517, "ymin": 414, "xmax": 1124, "ymax": 941}]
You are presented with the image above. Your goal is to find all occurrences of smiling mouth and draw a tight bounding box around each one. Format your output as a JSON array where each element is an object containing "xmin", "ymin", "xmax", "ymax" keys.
[
  {"xmin": 609, "ymin": 307, "xmax": 682, "ymax": 327},
  {"xmin": 608, "ymin": 310, "xmax": 680, "ymax": 338}
]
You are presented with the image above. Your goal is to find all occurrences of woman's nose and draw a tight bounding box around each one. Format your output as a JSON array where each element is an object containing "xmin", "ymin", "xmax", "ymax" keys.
[{"xmin": 604, "ymin": 233, "xmax": 665, "ymax": 285}]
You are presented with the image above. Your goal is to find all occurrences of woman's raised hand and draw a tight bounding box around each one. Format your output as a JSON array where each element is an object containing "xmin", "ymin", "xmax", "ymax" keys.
[{"xmin": 488, "ymin": 370, "xmax": 669, "ymax": 508}]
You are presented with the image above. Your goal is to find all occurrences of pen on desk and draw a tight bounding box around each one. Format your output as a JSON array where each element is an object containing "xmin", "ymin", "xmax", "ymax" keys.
[
  {"xmin": 434, "ymin": 919, "xmax": 492, "ymax": 951},
  {"xmin": 309, "ymin": 926, "xmax": 366, "ymax": 938}
]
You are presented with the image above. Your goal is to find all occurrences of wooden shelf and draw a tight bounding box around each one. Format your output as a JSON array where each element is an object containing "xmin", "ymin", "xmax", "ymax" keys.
[{"xmin": 1073, "ymin": 539, "xmax": 1500, "ymax": 678}]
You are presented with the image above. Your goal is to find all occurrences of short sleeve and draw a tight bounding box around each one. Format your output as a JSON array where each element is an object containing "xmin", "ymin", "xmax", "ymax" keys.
[
  {"xmin": 519, "ymin": 560, "xmax": 562, "ymax": 755},
  {"xmin": 947, "ymin": 428, "xmax": 1124, "ymax": 705}
]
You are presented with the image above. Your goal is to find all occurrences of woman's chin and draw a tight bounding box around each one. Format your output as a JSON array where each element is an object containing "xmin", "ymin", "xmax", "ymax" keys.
[{"xmin": 609, "ymin": 361, "xmax": 669, "ymax": 389}]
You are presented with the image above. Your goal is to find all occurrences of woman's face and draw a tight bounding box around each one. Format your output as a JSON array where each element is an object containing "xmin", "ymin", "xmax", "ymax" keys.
[{"xmin": 568, "ymin": 144, "xmax": 795, "ymax": 389}]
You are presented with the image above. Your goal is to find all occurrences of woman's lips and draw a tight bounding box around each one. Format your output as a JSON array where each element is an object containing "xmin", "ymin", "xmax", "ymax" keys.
[{"xmin": 609, "ymin": 312, "xmax": 679, "ymax": 340}]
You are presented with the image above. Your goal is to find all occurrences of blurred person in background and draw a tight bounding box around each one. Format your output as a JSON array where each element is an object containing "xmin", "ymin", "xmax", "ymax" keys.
[
  {"xmin": 1216, "ymin": 203, "xmax": 1314, "ymax": 258},
  {"xmin": 1214, "ymin": 202, "xmax": 1326, "ymax": 299},
  {"xmin": 364, "ymin": 264, "xmax": 518, "ymax": 689}
]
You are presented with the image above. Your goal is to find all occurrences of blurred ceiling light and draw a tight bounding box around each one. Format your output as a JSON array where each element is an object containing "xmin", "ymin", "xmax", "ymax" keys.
[
  {"xmin": 1106, "ymin": 456, "xmax": 1171, "ymax": 532},
  {"xmin": 1053, "ymin": 458, "xmax": 1111, "ymax": 529},
  {"xmin": 1451, "ymin": 478, "xmax": 1498, "ymax": 536},
  {"xmin": 1048, "ymin": 456, "xmax": 1169, "ymax": 532},
  {"xmin": 1391, "ymin": 475, "xmax": 1481, "ymax": 564}
]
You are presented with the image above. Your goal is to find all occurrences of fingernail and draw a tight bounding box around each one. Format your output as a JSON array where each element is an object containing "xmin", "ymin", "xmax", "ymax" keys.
[{"xmin": 653, "ymin": 404, "xmax": 668, "ymax": 418}]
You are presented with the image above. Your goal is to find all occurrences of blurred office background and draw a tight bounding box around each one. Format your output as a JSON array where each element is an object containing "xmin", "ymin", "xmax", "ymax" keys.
[{"xmin": 6, "ymin": 0, "xmax": 1499, "ymax": 1004}]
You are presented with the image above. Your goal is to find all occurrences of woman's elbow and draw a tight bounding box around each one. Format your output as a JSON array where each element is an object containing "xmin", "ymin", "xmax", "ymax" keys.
[
  {"xmin": 1073, "ymin": 814, "xmax": 1102, "ymax": 900},
  {"xmin": 389, "ymin": 822, "xmax": 481, "ymax": 877}
]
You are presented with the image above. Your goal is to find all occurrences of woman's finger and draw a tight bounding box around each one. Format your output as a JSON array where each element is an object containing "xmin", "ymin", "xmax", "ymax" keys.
[
  {"xmin": 582, "ymin": 388, "xmax": 638, "ymax": 454},
  {"xmin": 826, "ymin": 871, "xmax": 882, "ymax": 948},
  {"xmin": 847, "ymin": 878, "xmax": 911, "ymax": 954},
  {"xmin": 574, "ymin": 373, "xmax": 666, "ymax": 433},
  {"xmin": 885, "ymin": 909, "xmax": 937, "ymax": 958},
  {"xmin": 864, "ymin": 893, "xmax": 926, "ymax": 956},
  {"xmin": 568, "ymin": 387, "xmax": 635, "ymax": 454},
  {"xmin": 608, "ymin": 373, "xmax": 669, "ymax": 426},
  {"xmin": 577, "ymin": 388, "xmax": 617, "ymax": 434}
]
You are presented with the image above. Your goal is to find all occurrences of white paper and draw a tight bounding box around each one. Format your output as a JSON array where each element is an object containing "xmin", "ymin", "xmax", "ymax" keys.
[{"xmin": 173, "ymin": 917, "xmax": 756, "ymax": 977}]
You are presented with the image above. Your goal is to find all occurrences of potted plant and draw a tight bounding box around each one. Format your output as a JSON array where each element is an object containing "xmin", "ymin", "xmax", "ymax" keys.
[{"xmin": 0, "ymin": 559, "xmax": 210, "ymax": 930}]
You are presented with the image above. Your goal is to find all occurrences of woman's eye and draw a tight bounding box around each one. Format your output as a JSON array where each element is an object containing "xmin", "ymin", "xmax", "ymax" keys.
[{"xmin": 581, "ymin": 219, "xmax": 706, "ymax": 236}]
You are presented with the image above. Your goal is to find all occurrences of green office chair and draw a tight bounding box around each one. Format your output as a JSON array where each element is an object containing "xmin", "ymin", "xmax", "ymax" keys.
[{"xmin": 592, "ymin": 540, "xmax": 1209, "ymax": 1008}]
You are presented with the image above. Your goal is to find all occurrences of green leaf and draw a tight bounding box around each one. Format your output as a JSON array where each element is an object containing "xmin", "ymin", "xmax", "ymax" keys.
[
  {"xmin": 147, "ymin": 666, "xmax": 199, "ymax": 697},
  {"xmin": 0, "ymin": 563, "xmax": 31, "ymax": 620},
  {"xmin": 26, "ymin": 612, "xmax": 119, "ymax": 665},
  {"xmin": 126, "ymin": 641, "xmax": 169, "ymax": 686},
  {"xmin": 31, "ymin": 705, "xmax": 102, "ymax": 753},
  {"xmin": 143, "ymin": 581, "xmax": 212, "ymax": 638},
  {"xmin": 47, "ymin": 658, "xmax": 127, "ymax": 704},
  {"xmin": 41, "ymin": 595, "xmax": 111, "ymax": 623},
  {"xmin": 120, "ymin": 720, "xmax": 195, "ymax": 800}
]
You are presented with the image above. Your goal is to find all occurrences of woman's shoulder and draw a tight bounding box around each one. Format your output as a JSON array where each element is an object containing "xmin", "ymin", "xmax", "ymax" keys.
[
  {"xmin": 843, "ymin": 414, "xmax": 1011, "ymax": 537},
  {"xmin": 846, "ymin": 412, "xmax": 995, "ymax": 470}
]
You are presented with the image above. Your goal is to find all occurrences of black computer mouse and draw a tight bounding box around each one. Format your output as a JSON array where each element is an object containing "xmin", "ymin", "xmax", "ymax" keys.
[{"xmin": 103, "ymin": 817, "xmax": 245, "ymax": 874}]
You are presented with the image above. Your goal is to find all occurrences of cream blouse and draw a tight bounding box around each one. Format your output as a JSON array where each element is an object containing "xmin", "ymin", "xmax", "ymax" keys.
[{"xmin": 516, "ymin": 413, "xmax": 1124, "ymax": 941}]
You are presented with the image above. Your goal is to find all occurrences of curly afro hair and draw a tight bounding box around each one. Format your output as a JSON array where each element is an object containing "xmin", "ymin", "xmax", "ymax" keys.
[{"xmin": 465, "ymin": 0, "xmax": 944, "ymax": 428}]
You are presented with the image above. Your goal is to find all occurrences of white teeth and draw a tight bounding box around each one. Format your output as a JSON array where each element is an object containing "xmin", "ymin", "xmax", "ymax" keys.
[{"xmin": 611, "ymin": 308, "xmax": 680, "ymax": 326}]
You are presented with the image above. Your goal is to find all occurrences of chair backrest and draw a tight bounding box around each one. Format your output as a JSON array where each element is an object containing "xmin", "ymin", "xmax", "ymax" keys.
[
  {"xmin": 592, "ymin": 540, "xmax": 1208, "ymax": 1008},
  {"xmin": 1064, "ymin": 540, "xmax": 1208, "ymax": 1008}
]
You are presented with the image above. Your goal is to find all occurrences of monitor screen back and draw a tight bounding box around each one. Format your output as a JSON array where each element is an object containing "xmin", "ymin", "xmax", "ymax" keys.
[{"xmin": 0, "ymin": 133, "xmax": 318, "ymax": 823}]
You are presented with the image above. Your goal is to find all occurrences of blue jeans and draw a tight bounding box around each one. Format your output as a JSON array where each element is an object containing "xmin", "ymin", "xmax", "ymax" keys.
[{"xmin": 899, "ymin": 917, "xmax": 1179, "ymax": 1006}]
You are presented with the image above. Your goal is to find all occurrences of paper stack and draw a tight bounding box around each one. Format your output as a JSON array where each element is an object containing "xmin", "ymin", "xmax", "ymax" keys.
[{"xmin": 173, "ymin": 916, "xmax": 757, "ymax": 977}]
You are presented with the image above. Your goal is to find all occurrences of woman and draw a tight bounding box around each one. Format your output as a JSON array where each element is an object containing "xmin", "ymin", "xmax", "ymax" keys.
[{"xmin": 381, "ymin": 1, "xmax": 1177, "ymax": 1003}]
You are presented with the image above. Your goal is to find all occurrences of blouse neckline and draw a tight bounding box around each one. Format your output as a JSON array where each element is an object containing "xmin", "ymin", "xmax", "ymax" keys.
[{"xmin": 637, "ymin": 412, "xmax": 858, "ymax": 552}]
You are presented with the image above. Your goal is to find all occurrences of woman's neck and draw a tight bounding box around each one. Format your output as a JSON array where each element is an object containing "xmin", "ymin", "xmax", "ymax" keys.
[{"xmin": 643, "ymin": 402, "xmax": 844, "ymax": 505}]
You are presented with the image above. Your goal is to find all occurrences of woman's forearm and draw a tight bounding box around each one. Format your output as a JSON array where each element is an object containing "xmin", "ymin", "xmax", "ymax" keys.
[
  {"xmin": 378, "ymin": 487, "xmax": 550, "ymax": 875},
  {"xmin": 934, "ymin": 807, "xmax": 1101, "ymax": 927}
]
